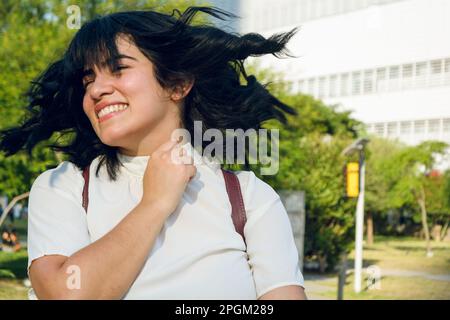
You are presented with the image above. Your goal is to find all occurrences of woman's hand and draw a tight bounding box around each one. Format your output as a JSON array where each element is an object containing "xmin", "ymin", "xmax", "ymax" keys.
[{"xmin": 140, "ymin": 139, "xmax": 197, "ymax": 216}]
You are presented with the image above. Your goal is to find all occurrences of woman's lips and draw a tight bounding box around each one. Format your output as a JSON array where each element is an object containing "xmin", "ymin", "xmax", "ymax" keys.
[{"xmin": 98, "ymin": 107, "xmax": 129, "ymax": 123}]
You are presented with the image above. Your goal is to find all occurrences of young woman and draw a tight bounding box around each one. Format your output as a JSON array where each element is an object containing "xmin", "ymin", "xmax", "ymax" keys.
[{"xmin": 0, "ymin": 6, "xmax": 306, "ymax": 300}]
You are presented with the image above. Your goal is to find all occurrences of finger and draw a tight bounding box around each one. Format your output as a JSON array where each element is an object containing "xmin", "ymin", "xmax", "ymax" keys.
[
  {"xmin": 169, "ymin": 146, "xmax": 191, "ymax": 165},
  {"xmin": 170, "ymin": 145, "xmax": 183, "ymax": 162},
  {"xmin": 176, "ymin": 153, "xmax": 193, "ymax": 165},
  {"xmin": 174, "ymin": 145, "xmax": 185, "ymax": 157},
  {"xmin": 158, "ymin": 139, "xmax": 179, "ymax": 153},
  {"xmin": 187, "ymin": 164, "xmax": 197, "ymax": 178}
]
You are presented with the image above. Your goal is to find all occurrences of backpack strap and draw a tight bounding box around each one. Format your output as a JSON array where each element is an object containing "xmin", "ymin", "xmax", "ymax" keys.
[
  {"xmin": 82, "ymin": 165, "xmax": 90, "ymax": 213},
  {"xmin": 221, "ymin": 169, "xmax": 247, "ymax": 244},
  {"xmin": 81, "ymin": 165, "xmax": 247, "ymax": 243}
]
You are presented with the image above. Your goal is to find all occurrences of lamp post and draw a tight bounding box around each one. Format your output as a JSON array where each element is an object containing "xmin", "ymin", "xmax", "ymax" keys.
[{"xmin": 343, "ymin": 138, "xmax": 370, "ymax": 294}]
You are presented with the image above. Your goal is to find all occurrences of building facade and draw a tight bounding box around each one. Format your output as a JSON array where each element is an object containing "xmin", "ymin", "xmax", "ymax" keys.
[{"xmin": 237, "ymin": 0, "xmax": 450, "ymax": 159}]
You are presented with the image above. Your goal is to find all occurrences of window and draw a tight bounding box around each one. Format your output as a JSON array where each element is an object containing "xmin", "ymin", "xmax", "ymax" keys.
[
  {"xmin": 402, "ymin": 64, "xmax": 414, "ymax": 77},
  {"xmin": 317, "ymin": 0, "xmax": 325, "ymax": 16},
  {"xmin": 443, "ymin": 119, "xmax": 450, "ymax": 133},
  {"xmin": 375, "ymin": 123, "xmax": 385, "ymax": 136},
  {"xmin": 400, "ymin": 121, "xmax": 411, "ymax": 135},
  {"xmin": 445, "ymin": 59, "xmax": 450, "ymax": 85},
  {"xmin": 445, "ymin": 59, "xmax": 450, "ymax": 73},
  {"xmin": 376, "ymin": 67, "xmax": 387, "ymax": 92},
  {"xmin": 388, "ymin": 66, "xmax": 400, "ymax": 91},
  {"xmin": 387, "ymin": 122, "xmax": 397, "ymax": 137},
  {"xmin": 330, "ymin": 0, "xmax": 340, "ymax": 15},
  {"xmin": 295, "ymin": 57, "xmax": 450, "ymax": 99},
  {"xmin": 258, "ymin": 0, "xmax": 405, "ymax": 26},
  {"xmin": 336, "ymin": 0, "xmax": 346, "ymax": 13},
  {"xmin": 340, "ymin": 73, "xmax": 350, "ymax": 96},
  {"xmin": 301, "ymin": 0, "xmax": 310, "ymax": 22},
  {"xmin": 428, "ymin": 119, "xmax": 440, "ymax": 134},
  {"xmin": 401, "ymin": 64, "xmax": 413, "ymax": 90},
  {"xmin": 307, "ymin": 78, "xmax": 316, "ymax": 96},
  {"xmin": 352, "ymin": 71, "xmax": 362, "ymax": 95},
  {"xmin": 342, "ymin": 0, "xmax": 349, "ymax": 12},
  {"xmin": 329, "ymin": 75, "xmax": 338, "ymax": 97},
  {"xmin": 298, "ymin": 80, "xmax": 305, "ymax": 93},
  {"xmin": 431, "ymin": 59, "xmax": 442, "ymax": 74},
  {"xmin": 363, "ymin": 70, "xmax": 374, "ymax": 94},
  {"xmin": 348, "ymin": 0, "xmax": 358, "ymax": 11},
  {"xmin": 415, "ymin": 62, "xmax": 427, "ymax": 87},
  {"xmin": 389, "ymin": 66, "xmax": 399, "ymax": 78},
  {"xmin": 286, "ymin": 81, "xmax": 294, "ymax": 93},
  {"xmin": 272, "ymin": 6, "xmax": 279, "ymax": 29},
  {"xmin": 310, "ymin": 0, "xmax": 318, "ymax": 19},
  {"xmin": 322, "ymin": 0, "xmax": 333, "ymax": 16},
  {"xmin": 318, "ymin": 77, "xmax": 327, "ymax": 98},
  {"xmin": 430, "ymin": 59, "xmax": 443, "ymax": 86},
  {"xmin": 414, "ymin": 120, "xmax": 425, "ymax": 134},
  {"xmin": 289, "ymin": 0, "xmax": 297, "ymax": 25}
]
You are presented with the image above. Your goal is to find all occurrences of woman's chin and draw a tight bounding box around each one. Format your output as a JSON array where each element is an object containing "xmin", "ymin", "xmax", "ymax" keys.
[{"xmin": 98, "ymin": 131, "xmax": 129, "ymax": 147}]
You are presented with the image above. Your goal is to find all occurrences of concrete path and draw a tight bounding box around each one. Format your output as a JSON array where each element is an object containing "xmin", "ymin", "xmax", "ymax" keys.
[
  {"xmin": 363, "ymin": 268, "xmax": 450, "ymax": 282},
  {"xmin": 303, "ymin": 274, "xmax": 337, "ymax": 300},
  {"xmin": 303, "ymin": 267, "xmax": 450, "ymax": 300}
]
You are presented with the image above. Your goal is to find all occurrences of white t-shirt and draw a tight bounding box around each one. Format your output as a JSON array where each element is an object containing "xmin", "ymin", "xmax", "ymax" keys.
[{"xmin": 27, "ymin": 144, "xmax": 304, "ymax": 299}]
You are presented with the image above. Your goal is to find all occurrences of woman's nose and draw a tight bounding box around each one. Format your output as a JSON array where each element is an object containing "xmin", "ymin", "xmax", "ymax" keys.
[{"xmin": 89, "ymin": 74, "xmax": 115, "ymax": 101}]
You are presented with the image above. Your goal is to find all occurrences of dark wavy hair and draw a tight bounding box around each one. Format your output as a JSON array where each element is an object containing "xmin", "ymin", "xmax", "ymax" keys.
[{"xmin": 0, "ymin": 6, "xmax": 298, "ymax": 181}]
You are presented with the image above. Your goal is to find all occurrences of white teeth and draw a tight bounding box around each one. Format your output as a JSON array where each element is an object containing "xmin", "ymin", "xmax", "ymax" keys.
[{"xmin": 98, "ymin": 104, "xmax": 128, "ymax": 118}]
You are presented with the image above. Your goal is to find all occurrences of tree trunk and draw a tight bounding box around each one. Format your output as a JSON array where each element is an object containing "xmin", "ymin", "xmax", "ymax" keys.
[
  {"xmin": 418, "ymin": 186, "xmax": 433, "ymax": 257},
  {"xmin": 0, "ymin": 192, "xmax": 30, "ymax": 229},
  {"xmin": 366, "ymin": 211, "xmax": 374, "ymax": 246},
  {"xmin": 440, "ymin": 220, "xmax": 449, "ymax": 241},
  {"xmin": 318, "ymin": 254, "xmax": 327, "ymax": 273},
  {"xmin": 431, "ymin": 225, "xmax": 442, "ymax": 242},
  {"xmin": 337, "ymin": 252, "xmax": 348, "ymax": 300}
]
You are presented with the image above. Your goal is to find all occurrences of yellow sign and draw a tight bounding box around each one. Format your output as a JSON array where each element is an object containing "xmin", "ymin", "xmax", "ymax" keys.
[{"xmin": 346, "ymin": 162, "xmax": 360, "ymax": 198}]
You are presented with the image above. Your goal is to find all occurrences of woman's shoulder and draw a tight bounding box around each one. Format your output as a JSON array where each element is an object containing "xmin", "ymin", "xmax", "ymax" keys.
[
  {"xmin": 234, "ymin": 170, "xmax": 280, "ymax": 209},
  {"xmin": 30, "ymin": 160, "xmax": 84, "ymax": 197}
]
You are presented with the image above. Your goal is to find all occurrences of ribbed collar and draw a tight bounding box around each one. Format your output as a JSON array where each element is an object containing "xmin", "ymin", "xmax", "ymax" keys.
[{"xmin": 117, "ymin": 143, "xmax": 221, "ymax": 178}]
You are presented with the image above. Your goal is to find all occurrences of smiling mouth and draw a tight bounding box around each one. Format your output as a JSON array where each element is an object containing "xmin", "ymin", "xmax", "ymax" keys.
[{"xmin": 97, "ymin": 104, "xmax": 129, "ymax": 120}]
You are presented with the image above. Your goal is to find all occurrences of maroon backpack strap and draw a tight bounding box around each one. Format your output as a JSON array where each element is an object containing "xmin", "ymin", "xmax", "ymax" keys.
[
  {"xmin": 221, "ymin": 169, "xmax": 247, "ymax": 244},
  {"xmin": 82, "ymin": 165, "xmax": 90, "ymax": 214}
]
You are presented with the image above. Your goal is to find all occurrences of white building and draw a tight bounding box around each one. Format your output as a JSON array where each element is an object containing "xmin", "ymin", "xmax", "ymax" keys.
[{"xmin": 238, "ymin": 0, "xmax": 450, "ymax": 159}]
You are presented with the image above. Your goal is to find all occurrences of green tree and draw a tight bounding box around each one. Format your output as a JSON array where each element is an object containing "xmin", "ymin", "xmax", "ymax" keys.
[
  {"xmin": 424, "ymin": 168, "xmax": 450, "ymax": 241},
  {"xmin": 364, "ymin": 136, "xmax": 406, "ymax": 244},
  {"xmin": 388, "ymin": 141, "xmax": 449, "ymax": 256},
  {"xmin": 244, "ymin": 73, "xmax": 362, "ymax": 271},
  {"xmin": 441, "ymin": 169, "xmax": 450, "ymax": 239}
]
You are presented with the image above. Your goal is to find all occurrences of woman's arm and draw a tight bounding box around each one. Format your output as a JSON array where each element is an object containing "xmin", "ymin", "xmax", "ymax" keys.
[
  {"xmin": 29, "ymin": 201, "xmax": 167, "ymax": 300},
  {"xmin": 258, "ymin": 285, "xmax": 307, "ymax": 300}
]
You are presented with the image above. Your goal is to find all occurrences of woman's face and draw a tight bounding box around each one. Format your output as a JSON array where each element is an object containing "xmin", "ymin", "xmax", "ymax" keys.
[{"xmin": 82, "ymin": 36, "xmax": 180, "ymax": 154}]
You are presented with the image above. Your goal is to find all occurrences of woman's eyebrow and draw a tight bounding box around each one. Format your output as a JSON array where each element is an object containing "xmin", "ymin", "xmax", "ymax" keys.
[
  {"xmin": 81, "ymin": 55, "xmax": 138, "ymax": 78},
  {"xmin": 116, "ymin": 54, "xmax": 138, "ymax": 62}
]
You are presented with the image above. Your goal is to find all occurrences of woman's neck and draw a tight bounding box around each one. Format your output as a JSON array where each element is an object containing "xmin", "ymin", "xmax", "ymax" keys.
[{"xmin": 118, "ymin": 112, "xmax": 183, "ymax": 157}]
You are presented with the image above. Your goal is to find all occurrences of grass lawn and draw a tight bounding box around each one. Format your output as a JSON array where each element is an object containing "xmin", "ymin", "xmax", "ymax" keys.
[
  {"xmin": 0, "ymin": 279, "xmax": 28, "ymax": 300},
  {"xmin": 349, "ymin": 236, "xmax": 450, "ymax": 275},
  {"xmin": 308, "ymin": 236, "xmax": 450, "ymax": 300},
  {"xmin": 0, "ymin": 248, "xmax": 29, "ymax": 300},
  {"xmin": 319, "ymin": 273, "xmax": 450, "ymax": 300}
]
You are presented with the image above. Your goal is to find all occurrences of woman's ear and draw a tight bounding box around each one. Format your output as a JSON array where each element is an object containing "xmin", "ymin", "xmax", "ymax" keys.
[{"xmin": 171, "ymin": 79, "xmax": 194, "ymax": 101}]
